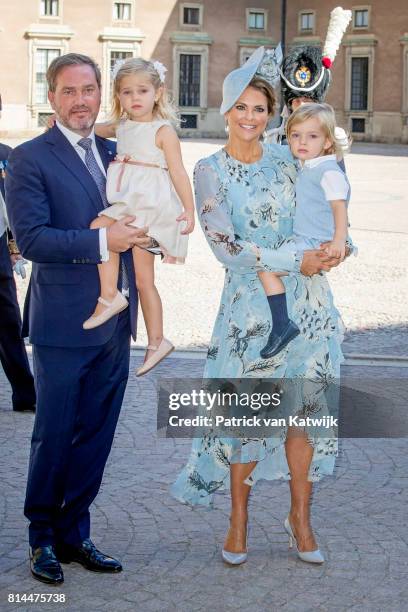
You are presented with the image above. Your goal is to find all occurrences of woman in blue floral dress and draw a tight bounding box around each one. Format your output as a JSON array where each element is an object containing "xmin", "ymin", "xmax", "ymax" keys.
[{"xmin": 171, "ymin": 47, "xmax": 345, "ymax": 565}]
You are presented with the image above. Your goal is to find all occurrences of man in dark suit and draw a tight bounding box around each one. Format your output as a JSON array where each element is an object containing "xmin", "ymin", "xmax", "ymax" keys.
[
  {"xmin": 0, "ymin": 140, "xmax": 36, "ymax": 412},
  {"xmin": 6, "ymin": 53, "xmax": 150, "ymax": 585}
]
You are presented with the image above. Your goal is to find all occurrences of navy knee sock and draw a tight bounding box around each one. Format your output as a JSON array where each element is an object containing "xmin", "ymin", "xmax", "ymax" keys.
[{"xmin": 267, "ymin": 293, "xmax": 290, "ymax": 335}]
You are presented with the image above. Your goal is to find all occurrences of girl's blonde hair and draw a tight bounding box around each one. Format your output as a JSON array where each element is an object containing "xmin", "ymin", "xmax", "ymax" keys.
[
  {"xmin": 286, "ymin": 102, "xmax": 349, "ymax": 157},
  {"xmin": 110, "ymin": 57, "xmax": 179, "ymax": 125}
]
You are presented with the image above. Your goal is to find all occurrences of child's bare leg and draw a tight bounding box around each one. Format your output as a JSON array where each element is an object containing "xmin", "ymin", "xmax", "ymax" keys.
[
  {"xmin": 89, "ymin": 216, "xmax": 121, "ymax": 318},
  {"xmin": 257, "ymin": 271, "xmax": 287, "ymax": 296},
  {"xmin": 132, "ymin": 246, "xmax": 163, "ymax": 362}
]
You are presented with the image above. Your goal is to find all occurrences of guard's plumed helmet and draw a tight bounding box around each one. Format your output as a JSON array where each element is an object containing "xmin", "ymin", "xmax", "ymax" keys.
[
  {"xmin": 281, "ymin": 7, "xmax": 352, "ymax": 108},
  {"xmin": 281, "ymin": 46, "xmax": 331, "ymax": 106}
]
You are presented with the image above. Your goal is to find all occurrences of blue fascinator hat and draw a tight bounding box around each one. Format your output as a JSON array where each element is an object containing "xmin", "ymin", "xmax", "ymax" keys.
[{"xmin": 220, "ymin": 45, "xmax": 283, "ymax": 115}]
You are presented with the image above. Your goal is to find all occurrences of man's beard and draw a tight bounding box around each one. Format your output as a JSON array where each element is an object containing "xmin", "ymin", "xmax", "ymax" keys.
[{"xmin": 57, "ymin": 106, "xmax": 97, "ymax": 132}]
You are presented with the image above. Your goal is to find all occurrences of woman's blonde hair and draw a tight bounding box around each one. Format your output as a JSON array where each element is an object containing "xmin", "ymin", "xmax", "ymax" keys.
[
  {"xmin": 286, "ymin": 102, "xmax": 349, "ymax": 157},
  {"xmin": 110, "ymin": 57, "xmax": 179, "ymax": 125}
]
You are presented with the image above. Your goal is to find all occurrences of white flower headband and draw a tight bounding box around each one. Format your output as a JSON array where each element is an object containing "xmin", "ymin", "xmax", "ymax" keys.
[
  {"xmin": 111, "ymin": 59, "xmax": 126, "ymax": 81},
  {"xmin": 153, "ymin": 60, "xmax": 167, "ymax": 83},
  {"xmin": 110, "ymin": 58, "xmax": 168, "ymax": 83}
]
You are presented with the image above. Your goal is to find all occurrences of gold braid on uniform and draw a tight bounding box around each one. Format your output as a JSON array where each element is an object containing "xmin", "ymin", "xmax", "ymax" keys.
[{"xmin": 8, "ymin": 238, "xmax": 20, "ymax": 255}]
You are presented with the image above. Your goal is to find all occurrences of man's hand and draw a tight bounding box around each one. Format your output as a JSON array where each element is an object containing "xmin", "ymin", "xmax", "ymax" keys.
[
  {"xmin": 106, "ymin": 216, "xmax": 151, "ymax": 252},
  {"xmin": 300, "ymin": 249, "xmax": 341, "ymax": 276}
]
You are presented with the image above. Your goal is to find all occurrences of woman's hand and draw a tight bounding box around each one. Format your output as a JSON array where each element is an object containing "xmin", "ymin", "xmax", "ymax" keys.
[
  {"xmin": 300, "ymin": 250, "xmax": 338, "ymax": 276},
  {"xmin": 177, "ymin": 209, "xmax": 195, "ymax": 235}
]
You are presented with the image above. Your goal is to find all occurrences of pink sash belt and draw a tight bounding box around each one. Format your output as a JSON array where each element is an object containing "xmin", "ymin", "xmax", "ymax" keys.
[{"xmin": 111, "ymin": 156, "xmax": 168, "ymax": 192}]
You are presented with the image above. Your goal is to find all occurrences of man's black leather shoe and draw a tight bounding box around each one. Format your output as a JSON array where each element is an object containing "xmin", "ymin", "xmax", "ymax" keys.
[
  {"xmin": 30, "ymin": 546, "xmax": 64, "ymax": 585},
  {"xmin": 56, "ymin": 539, "xmax": 122, "ymax": 573},
  {"xmin": 260, "ymin": 321, "xmax": 300, "ymax": 359}
]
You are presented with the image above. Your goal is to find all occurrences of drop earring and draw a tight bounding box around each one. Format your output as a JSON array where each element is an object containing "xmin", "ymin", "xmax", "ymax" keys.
[{"xmin": 225, "ymin": 122, "xmax": 229, "ymax": 134}]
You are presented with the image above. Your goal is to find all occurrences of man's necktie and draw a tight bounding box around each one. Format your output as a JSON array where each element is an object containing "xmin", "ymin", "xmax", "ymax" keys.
[{"xmin": 78, "ymin": 137, "xmax": 129, "ymax": 290}]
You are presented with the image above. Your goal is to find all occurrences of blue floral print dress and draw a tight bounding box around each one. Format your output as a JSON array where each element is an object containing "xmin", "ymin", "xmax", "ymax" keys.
[{"xmin": 170, "ymin": 144, "xmax": 344, "ymax": 506}]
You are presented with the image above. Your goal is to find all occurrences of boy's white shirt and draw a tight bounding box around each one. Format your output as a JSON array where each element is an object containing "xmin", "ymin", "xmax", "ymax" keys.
[
  {"xmin": 302, "ymin": 154, "xmax": 349, "ymax": 201},
  {"xmin": 303, "ymin": 153, "xmax": 337, "ymax": 168}
]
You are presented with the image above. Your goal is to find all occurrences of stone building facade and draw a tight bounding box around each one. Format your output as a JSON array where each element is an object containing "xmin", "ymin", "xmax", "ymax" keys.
[{"xmin": 0, "ymin": 0, "xmax": 407, "ymax": 142}]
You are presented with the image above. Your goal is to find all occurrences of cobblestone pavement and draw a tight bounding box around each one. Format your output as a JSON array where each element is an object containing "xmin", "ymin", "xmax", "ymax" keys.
[
  {"xmin": 4, "ymin": 138, "xmax": 408, "ymax": 357},
  {"xmin": 1, "ymin": 354, "xmax": 408, "ymax": 612}
]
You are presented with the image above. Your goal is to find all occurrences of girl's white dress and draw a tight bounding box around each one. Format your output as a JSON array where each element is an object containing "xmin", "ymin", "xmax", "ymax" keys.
[{"xmin": 102, "ymin": 119, "xmax": 188, "ymax": 263}]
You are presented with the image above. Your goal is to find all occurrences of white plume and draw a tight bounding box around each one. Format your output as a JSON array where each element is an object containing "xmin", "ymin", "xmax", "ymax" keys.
[
  {"xmin": 334, "ymin": 126, "xmax": 350, "ymax": 155},
  {"xmin": 323, "ymin": 7, "xmax": 352, "ymax": 61}
]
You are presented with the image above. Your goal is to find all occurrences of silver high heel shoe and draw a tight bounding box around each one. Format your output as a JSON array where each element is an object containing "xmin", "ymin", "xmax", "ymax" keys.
[
  {"xmin": 221, "ymin": 525, "xmax": 248, "ymax": 566},
  {"xmin": 284, "ymin": 516, "xmax": 324, "ymax": 564}
]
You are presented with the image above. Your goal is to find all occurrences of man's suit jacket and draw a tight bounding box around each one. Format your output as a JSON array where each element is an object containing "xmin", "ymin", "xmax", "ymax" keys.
[{"xmin": 5, "ymin": 125, "xmax": 138, "ymax": 347}]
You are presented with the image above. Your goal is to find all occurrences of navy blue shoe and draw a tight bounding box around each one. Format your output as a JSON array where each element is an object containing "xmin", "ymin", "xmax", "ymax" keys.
[
  {"xmin": 260, "ymin": 321, "xmax": 300, "ymax": 359},
  {"xmin": 30, "ymin": 546, "xmax": 64, "ymax": 585},
  {"xmin": 56, "ymin": 539, "xmax": 122, "ymax": 573}
]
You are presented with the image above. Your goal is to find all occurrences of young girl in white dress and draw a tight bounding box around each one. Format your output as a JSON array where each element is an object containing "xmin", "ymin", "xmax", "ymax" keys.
[{"xmin": 84, "ymin": 58, "xmax": 195, "ymax": 375}]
